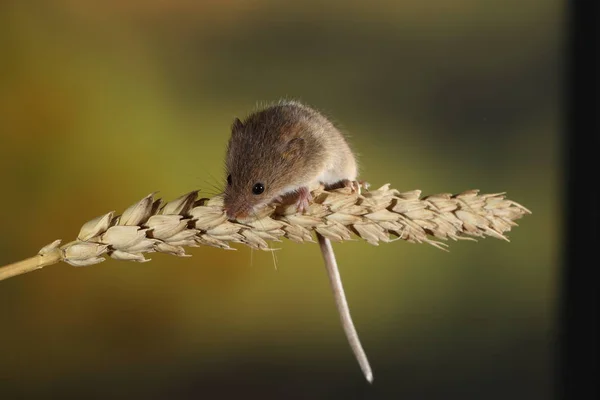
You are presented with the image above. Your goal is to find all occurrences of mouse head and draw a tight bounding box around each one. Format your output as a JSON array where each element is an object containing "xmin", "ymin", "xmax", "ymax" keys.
[{"xmin": 223, "ymin": 115, "xmax": 310, "ymax": 220}]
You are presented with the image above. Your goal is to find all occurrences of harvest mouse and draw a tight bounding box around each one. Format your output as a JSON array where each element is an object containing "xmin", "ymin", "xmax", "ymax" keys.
[
  {"xmin": 223, "ymin": 100, "xmax": 357, "ymax": 220},
  {"xmin": 223, "ymin": 100, "xmax": 373, "ymax": 383}
]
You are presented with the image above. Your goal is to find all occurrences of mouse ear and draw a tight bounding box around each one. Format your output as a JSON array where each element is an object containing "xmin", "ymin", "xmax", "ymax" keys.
[
  {"xmin": 282, "ymin": 137, "xmax": 306, "ymax": 160},
  {"xmin": 232, "ymin": 118, "xmax": 244, "ymax": 133}
]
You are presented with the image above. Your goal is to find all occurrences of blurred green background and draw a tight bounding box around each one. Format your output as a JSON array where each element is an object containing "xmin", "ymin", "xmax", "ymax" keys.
[{"xmin": 0, "ymin": 1, "xmax": 560, "ymax": 398}]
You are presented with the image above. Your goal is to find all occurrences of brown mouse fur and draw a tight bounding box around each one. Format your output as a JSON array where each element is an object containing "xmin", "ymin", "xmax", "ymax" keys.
[{"xmin": 224, "ymin": 100, "xmax": 357, "ymax": 220}]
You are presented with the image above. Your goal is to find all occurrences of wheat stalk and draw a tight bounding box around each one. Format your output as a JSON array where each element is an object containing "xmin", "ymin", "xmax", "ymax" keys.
[{"xmin": 0, "ymin": 183, "xmax": 530, "ymax": 282}]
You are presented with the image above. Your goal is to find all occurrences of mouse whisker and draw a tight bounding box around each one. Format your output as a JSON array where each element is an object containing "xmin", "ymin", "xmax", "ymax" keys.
[{"xmin": 250, "ymin": 208, "xmax": 279, "ymax": 271}]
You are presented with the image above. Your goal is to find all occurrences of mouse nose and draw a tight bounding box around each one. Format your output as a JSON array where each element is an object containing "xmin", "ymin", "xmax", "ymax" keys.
[
  {"xmin": 225, "ymin": 207, "xmax": 237, "ymax": 220},
  {"xmin": 224, "ymin": 201, "xmax": 248, "ymax": 221}
]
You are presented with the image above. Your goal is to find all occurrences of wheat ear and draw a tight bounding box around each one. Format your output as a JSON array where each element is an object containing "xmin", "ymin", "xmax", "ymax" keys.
[{"xmin": 0, "ymin": 183, "xmax": 530, "ymax": 281}]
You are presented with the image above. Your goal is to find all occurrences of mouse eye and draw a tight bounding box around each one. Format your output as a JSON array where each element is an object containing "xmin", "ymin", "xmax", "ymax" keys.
[
  {"xmin": 252, "ymin": 183, "xmax": 265, "ymax": 195},
  {"xmin": 227, "ymin": 175, "xmax": 232, "ymax": 185}
]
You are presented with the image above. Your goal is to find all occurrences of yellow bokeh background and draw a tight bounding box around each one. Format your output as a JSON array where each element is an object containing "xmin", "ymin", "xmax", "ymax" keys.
[{"xmin": 1, "ymin": 1, "xmax": 560, "ymax": 398}]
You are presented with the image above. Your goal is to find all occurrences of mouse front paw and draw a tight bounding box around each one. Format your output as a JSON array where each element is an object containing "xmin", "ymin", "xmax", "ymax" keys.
[{"xmin": 295, "ymin": 186, "xmax": 312, "ymax": 214}]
